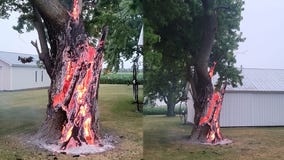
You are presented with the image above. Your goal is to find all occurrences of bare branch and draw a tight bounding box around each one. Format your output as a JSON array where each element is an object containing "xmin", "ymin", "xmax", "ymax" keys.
[
  {"xmin": 31, "ymin": 40, "xmax": 42, "ymax": 58},
  {"xmin": 31, "ymin": 4, "xmax": 53, "ymax": 77}
]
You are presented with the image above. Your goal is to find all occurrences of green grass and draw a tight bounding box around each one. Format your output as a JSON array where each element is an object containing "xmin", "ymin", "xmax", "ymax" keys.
[
  {"xmin": 2, "ymin": 87, "xmax": 283, "ymax": 160},
  {"xmin": 143, "ymin": 115, "xmax": 284, "ymax": 160},
  {"xmin": 0, "ymin": 84, "xmax": 143, "ymax": 160}
]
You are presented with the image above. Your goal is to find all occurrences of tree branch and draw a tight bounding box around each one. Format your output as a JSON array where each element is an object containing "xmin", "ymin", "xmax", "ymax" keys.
[
  {"xmin": 163, "ymin": 96, "xmax": 168, "ymax": 104},
  {"xmin": 97, "ymin": 25, "xmax": 109, "ymax": 54},
  {"xmin": 214, "ymin": 6, "xmax": 230, "ymax": 11},
  {"xmin": 31, "ymin": 0, "xmax": 69, "ymax": 29},
  {"xmin": 31, "ymin": 4, "xmax": 53, "ymax": 77}
]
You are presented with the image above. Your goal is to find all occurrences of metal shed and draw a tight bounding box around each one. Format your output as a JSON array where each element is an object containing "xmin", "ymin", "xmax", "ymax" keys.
[
  {"xmin": 187, "ymin": 68, "xmax": 284, "ymax": 127},
  {"xmin": 0, "ymin": 51, "xmax": 50, "ymax": 91}
]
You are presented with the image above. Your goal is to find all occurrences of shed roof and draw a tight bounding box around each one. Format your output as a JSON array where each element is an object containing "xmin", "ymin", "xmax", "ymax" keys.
[
  {"xmin": 225, "ymin": 68, "xmax": 284, "ymax": 92},
  {"xmin": 0, "ymin": 51, "xmax": 39, "ymax": 67}
]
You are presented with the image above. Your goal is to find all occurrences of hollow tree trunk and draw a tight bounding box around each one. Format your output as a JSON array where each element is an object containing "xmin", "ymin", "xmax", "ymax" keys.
[
  {"xmin": 190, "ymin": 79, "xmax": 226, "ymax": 144},
  {"xmin": 189, "ymin": 77, "xmax": 214, "ymax": 143},
  {"xmin": 188, "ymin": 0, "xmax": 225, "ymax": 144},
  {"xmin": 32, "ymin": 0, "xmax": 106, "ymax": 149}
]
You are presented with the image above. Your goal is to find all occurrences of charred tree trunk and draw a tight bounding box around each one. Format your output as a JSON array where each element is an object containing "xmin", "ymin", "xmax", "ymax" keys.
[
  {"xmin": 187, "ymin": 0, "xmax": 228, "ymax": 144},
  {"xmin": 31, "ymin": 0, "xmax": 106, "ymax": 149}
]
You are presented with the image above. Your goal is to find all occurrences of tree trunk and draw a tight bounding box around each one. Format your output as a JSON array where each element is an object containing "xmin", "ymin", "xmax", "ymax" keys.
[
  {"xmin": 188, "ymin": 0, "xmax": 226, "ymax": 144},
  {"xmin": 33, "ymin": 0, "xmax": 106, "ymax": 149},
  {"xmin": 190, "ymin": 81, "xmax": 226, "ymax": 144},
  {"xmin": 165, "ymin": 95, "xmax": 176, "ymax": 117},
  {"xmin": 166, "ymin": 103, "xmax": 175, "ymax": 117},
  {"xmin": 189, "ymin": 79, "xmax": 214, "ymax": 143}
]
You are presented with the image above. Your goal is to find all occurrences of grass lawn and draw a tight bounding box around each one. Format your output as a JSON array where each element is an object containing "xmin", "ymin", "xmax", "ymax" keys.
[
  {"xmin": 143, "ymin": 115, "xmax": 284, "ymax": 160},
  {"xmin": 0, "ymin": 84, "xmax": 143, "ymax": 160}
]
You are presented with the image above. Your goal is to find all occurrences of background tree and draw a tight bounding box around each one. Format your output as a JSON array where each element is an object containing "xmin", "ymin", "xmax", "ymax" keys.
[
  {"xmin": 144, "ymin": 49, "xmax": 187, "ymax": 116},
  {"xmin": 88, "ymin": 0, "xmax": 143, "ymax": 111},
  {"xmin": 143, "ymin": 1, "xmax": 191, "ymax": 116},
  {"xmin": 144, "ymin": 0, "xmax": 244, "ymax": 143},
  {"xmin": 86, "ymin": 0, "xmax": 143, "ymax": 71}
]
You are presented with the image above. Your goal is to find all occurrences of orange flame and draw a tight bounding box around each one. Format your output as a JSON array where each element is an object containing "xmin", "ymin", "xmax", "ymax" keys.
[
  {"xmin": 83, "ymin": 117, "xmax": 94, "ymax": 144},
  {"xmin": 208, "ymin": 61, "xmax": 217, "ymax": 78},
  {"xmin": 71, "ymin": 0, "xmax": 80, "ymax": 21},
  {"xmin": 207, "ymin": 130, "xmax": 216, "ymax": 142},
  {"xmin": 53, "ymin": 0, "xmax": 105, "ymax": 149},
  {"xmin": 54, "ymin": 44, "xmax": 101, "ymax": 149},
  {"xmin": 198, "ymin": 61, "xmax": 226, "ymax": 143},
  {"xmin": 199, "ymin": 92, "xmax": 220, "ymax": 125},
  {"xmin": 53, "ymin": 61, "xmax": 75, "ymax": 107}
]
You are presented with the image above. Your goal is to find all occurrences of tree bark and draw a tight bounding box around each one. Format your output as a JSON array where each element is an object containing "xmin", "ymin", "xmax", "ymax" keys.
[
  {"xmin": 165, "ymin": 95, "xmax": 176, "ymax": 117},
  {"xmin": 31, "ymin": 0, "xmax": 69, "ymax": 30},
  {"xmin": 32, "ymin": 0, "xmax": 106, "ymax": 149},
  {"xmin": 188, "ymin": 0, "xmax": 222, "ymax": 144},
  {"xmin": 166, "ymin": 102, "xmax": 175, "ymax": 117}
]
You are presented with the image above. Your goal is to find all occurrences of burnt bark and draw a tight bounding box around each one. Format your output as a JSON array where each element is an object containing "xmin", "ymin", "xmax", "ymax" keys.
[
  {"xmin": 31, "ymin": 0, "xmax": 106, "ymax": 149},
  {"xmin": 188, "ymin": 0, "xmax": 222, "ymax": 143}
]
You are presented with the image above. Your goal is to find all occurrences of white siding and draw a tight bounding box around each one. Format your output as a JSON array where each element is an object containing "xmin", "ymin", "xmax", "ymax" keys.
[
  {"xmin": 186, "ymin": 94, "xmax": 195, "ymax": 124},
  {"xmin": 0, "ymin": 60, "xmax": 11, "ymax": 90},
  {"xmin": 187, "ymin": 91, "xmax": 284, "ymax": 127},
  {"xmin": 10, "ymin": 66, "xmax": 50, "ymax": 90},
  {"xmin": 220, "ymin": 92, "xmax": 284, "ymax": 127}
]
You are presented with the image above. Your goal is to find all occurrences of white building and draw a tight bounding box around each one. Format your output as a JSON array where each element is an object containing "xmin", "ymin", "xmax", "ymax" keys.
[
  {"xmin": 187, "ymin": 68, "xmax": 284, "ymax": 127},
  {"xmin": 0, "ymin": 51, "xmax": 50, "ymax": 91}
]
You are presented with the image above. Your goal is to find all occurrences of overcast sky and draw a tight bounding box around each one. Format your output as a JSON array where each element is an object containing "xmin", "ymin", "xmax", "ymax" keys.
[
  {"xmin": 0, "ymin": 1, "xmax": 284, "ymax": 69},
  {"xmin": 235, "ymin": 0, "xmax": 284, "ymax": 69}
]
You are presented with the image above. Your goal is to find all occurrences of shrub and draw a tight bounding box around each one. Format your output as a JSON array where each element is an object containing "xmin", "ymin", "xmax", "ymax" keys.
[
  {"xmin": 100, "ymin": 72, "xmax": 143, "ymax": 84},
  {"xmin": 143, "ymin": 105, "xmax": 187, "ymax": 115}
]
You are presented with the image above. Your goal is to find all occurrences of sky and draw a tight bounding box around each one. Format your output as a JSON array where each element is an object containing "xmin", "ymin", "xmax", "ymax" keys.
[
  {"xmin": 235, "ymin": 0, "xmax": 284, "ymax": 69},
  {"xmin": 0, "ymin": 1, "xmax": 284, "ymax": 69}
]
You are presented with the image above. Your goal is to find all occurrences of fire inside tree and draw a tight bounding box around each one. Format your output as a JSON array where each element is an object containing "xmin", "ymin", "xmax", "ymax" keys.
[
  {"xmin": 28, "ymin": 0, "xmax": 107, "ymax": 150},
  {"xmin": 189, "ymin": 62, "xmax": 228, "ymax": 144}
]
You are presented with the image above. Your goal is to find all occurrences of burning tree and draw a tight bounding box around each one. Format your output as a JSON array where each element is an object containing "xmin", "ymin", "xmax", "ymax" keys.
[
  {"xmin": 189, "ymin": 62, "xmax": 229, "ymax": 144},
  {"xmin": 0, "ymin": 0, "xmax": 142, "ymax": 149},
  {"xmin": 33, "ymin": 0, "xmax": 107, "ymax": 149},
  {"xmin": 0, "ymin": 0, "xmax": 108, "ymax": 149},
  {"xmin": 144, "ymin": 0, "xmax": 244, "ymax": 144}
]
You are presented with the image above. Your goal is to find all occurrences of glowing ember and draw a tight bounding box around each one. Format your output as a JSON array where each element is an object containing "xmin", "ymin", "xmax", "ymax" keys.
[
  {"xmin": 50, "ymin": 0, "xmax": 106, "ymax": 150},
  {"xmin": 208, "ymin": 61, "xmax": 217, "ymax": 78},
  {"xmin": 198, "ymin": 62, "xmax": 227, "ymax": 144},
  {"xmin": 71, "ymin": 0, "xmax": 80, "ymax": 21},
  {"xmin": 199, "ymin": 92, "xmax": 220, "ymax": 126},
  {"xmin": 53, "ymin": 44, "xmax": 102, "ymax": 149}
]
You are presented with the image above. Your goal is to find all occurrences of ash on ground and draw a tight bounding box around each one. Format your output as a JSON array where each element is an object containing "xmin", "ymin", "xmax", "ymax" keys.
[
  {"xmin": 202, "ymin": 138, "xmax": 233, "ymax": 145},
  {"xmin": 28, "ymin": 134, "xmax": 117, "ymax": 155}
]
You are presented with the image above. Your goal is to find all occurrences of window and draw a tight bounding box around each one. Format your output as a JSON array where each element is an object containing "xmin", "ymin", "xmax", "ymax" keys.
[
  {"xmin": 41, "ymin": 71, "xmax": 43, "ymax": 82},
  {"xmin": 35, "ymin": 71, "xmax": 37, "ymax": 82}
]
